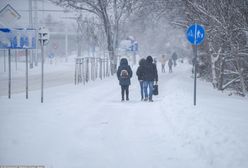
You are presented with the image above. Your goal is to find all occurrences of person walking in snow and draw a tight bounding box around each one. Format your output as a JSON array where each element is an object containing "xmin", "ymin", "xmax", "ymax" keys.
[
  {"xmin": 168, "ymin": 58, "xmax": 173, "ymax": 73},
  {"xmin": 143, "ymin": 56, "xmax": 158, "ymax": 102},
  {"xmin": 160, "ymin": 55, "xmax": 166, "ymax": 73},
  {"xmin": 117, "ymin": 58, "xmax": 133, "ymax": 101},
  {"xmin": 136, "ymin": 58, "xmax": 146, "ymax": 101},
  {"xmin": 153, "ymin": 57, "xmax": 157, "ymax": 65},
  {"xmin": 172, "ymin": 52, "xmax": 178, "ymax": 67}
]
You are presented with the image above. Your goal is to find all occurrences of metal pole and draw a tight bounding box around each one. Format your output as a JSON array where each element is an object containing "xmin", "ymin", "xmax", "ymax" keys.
[
  {"xmin": 103, "ymin": 58, "xmax": 106, "ymax": 78},
  {"xmin": 8, "ymin": 49, "xmax": 11, "ymax": 99},
  {"xmin": 193, "ymin": 23, "xmax": 197, "ymax": 106},
  {"xmin": 82, "ymin": 58, "xmax": 85, "ymax": 84},
  {"xmin": 29, "ymin": 0, "xmax": 34, "ymax": 69},
  {"xmin": 25, "ymin": 49, "xmax": 29, "ymax": 99},
  {"xmin": 106, "ymin": 58, "xmax": 109, "ymax": 76},
  {"xmin": 15, "ymin": 50, "xmax": 17, "ymax": 71},
  {"xmin": 29, "ymin": 0, "xmax": 33, "ymax": 28},
  {"xmin": 74, "ymin": 58, "xmax": 77, "ymax": 85},
  {"xmin": 34, "ymin": 0, "xmax": 38, "ymax": 66},
  {"xmin": 100, "ymin": 58, "xmax": 102, "ymax": 80},
  {"xmin": 193, "ymin": 45, "xmax": 197, "ymax": 106},
  {"xmin": 4, "ymin": 50, "xmax": 6, "ymax": 72},
  {"xmin": 41, "ymin": 42, "xmax": 44, "ymax": 103},
  {"xmin": 95, "ymin": 58, "xmax": 98, "ymax": 79},
  {"xmin": 35, "ymin": 33, "xmax": 38, "ymax": 66},
  {"xmin": 65, "ymin": 25, "xmax": 68, "ymax": 62},
  {"xmin": 86, "ymin": 58, "xmax": 89, "ymax": 82},
  {"xmin": 91, "ymin": 58, "xmax": 94, "ymax": 80}
]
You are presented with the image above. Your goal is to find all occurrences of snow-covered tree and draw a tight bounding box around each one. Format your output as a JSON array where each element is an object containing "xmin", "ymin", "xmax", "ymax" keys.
[
  {"xmin": 134, "ymin": 0, "xmax": 248, "ymax": 95},
  {"xmin": 183, "ymin": 0, "xmax": 248, "ymax": 96},
  {"xmin": 50, "ymin": 0, "xmax": 138, "ymax": 75}
]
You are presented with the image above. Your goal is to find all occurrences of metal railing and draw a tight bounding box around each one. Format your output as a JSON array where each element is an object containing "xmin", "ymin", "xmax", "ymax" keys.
[{"xmin": 74, "ymin": 57, "xmax": 110, "ymax": 85}]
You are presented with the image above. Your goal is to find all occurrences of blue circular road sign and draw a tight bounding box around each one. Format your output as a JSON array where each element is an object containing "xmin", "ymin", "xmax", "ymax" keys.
[
  {"xmin": 48, "ymin": 52, "xmax": 55, "ymax": 59},
  {"xmin": 186, "ymin": 24, "xmax": 205, "ymax": 45}
]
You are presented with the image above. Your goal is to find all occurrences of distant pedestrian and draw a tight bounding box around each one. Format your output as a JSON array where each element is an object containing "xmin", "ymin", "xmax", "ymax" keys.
[
  {"xmin": 143, "ymin": 56, "xmax": 158, "ymax": 102},
  {"xmin": 136, "ymin": 58, "xmax": 146, "ymax": 101},
  {"xmin": 168, "ymin": 58, "xmax": 173, "ymax": 73},
  {"xmin": 160, "ymin": 55, "xmax": 166, "ymax": 73},
  {"xmin": 154, "ymin": 58, "xmax": 157, "ymax": 65},
  {"xmin": 172, "ymin": 52, "xmax": 178, "ymax": 67},
  {"xmin": 117, "ymin": 58, "xmax": 133, "ymax": 101}
]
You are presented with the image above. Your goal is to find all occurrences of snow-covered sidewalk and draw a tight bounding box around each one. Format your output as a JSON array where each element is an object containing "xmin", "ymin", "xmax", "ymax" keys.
[{"xmin": 1, "ymin": 63, "xmax": 248, "ymax": 168}]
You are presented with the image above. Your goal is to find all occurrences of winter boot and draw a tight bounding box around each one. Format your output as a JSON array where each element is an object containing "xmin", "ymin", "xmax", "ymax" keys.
[{"xmin": 126, "ymin": 94, "xmax": 129, "ymax": 101}]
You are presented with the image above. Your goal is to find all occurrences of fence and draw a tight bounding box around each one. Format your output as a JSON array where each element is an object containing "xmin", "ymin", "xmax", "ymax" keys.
[{"xmin": 74, "ymin": 57, "xmax": 110, "ymax": 85}]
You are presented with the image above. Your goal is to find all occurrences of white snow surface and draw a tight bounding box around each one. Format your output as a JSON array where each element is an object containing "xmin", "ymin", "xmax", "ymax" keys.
[{"xmin": 1, "ymin": 62, "xmax": 248, "ymax": 168}]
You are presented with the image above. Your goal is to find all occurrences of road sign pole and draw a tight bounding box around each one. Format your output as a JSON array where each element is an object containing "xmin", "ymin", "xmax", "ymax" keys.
[
  {"xmin": 186, "ymin": 23, "xmax": 205, "ymax": 106},
  {"xmin": 41, "ymin": 42, "xmax": 44, "ymax": 103},
  {"xmin": 193, "ymin": 23, "xmax": 197, "ymax": 106},
  {"xmin": 8, "ymin": 49, "xmax": 11, "ymax": 99},
  {"xmin": 15, "ymin": 50, "xmax": 17, "ymax": 71},
  {"xmin": 4, "ymin": 49, "xmax": 6, "ymax": 72},
  {"xmin": 194, "ymin": 45, "xmax": 197, "ymax": 106},
  {"xmin": 25, "ymin": 49, "xmax": 29, "ymax": 99},
  {"xmin": 38, "ymin": 26, "xmax": 49, "ymax": 103}
]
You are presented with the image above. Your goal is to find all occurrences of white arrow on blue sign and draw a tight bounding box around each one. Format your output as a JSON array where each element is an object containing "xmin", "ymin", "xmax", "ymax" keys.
[{"xmin": 186, "ymin": 24, "xmax": 205, "ymax": 45}]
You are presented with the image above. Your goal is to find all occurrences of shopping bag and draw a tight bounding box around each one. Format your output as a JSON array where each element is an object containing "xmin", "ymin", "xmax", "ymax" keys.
[{"xmin": 153, "ymin": 84, "xmax": 158, "ymax": 95}]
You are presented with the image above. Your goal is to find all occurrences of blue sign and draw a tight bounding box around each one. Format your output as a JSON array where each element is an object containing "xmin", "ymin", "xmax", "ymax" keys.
[
  {"xmin": 186, "ymin": 24, "xmax": 205, "ymax": 45},
  {"xmin": 127, "ymin": 41, "xmax": 138, "ymax": 52},
  {"xmin": 132, "ymin": 41, "xmax": 138, "ymax": 51},
  {"xmin": 0, "ymin": 28, "xmax": 36, "ymax": 49},
  {"xmin": 48, "ymin": 52, "xmax": 55, "ymax": 59}
]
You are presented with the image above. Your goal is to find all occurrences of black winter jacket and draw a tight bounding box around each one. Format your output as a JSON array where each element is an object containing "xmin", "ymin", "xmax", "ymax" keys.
[
  {"xmin": 136, "ymin": 59, "xmax": 146, "ymax": 80},
  {"xmin": 143, "ymin": 57, "xmax": 158, "ymax": 81},
  {"xmin": 136, "ymin": 66, "xmax": 145, "ymax": 80}
]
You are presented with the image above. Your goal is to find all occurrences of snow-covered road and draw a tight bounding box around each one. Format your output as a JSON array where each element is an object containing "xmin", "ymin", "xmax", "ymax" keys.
[
  {"xmin": 0, "ymin": 62, "xmax": 74, "ymax": 96},
  {"xmin": 1, "ymin": 62, "xmax": 248, "ymax": 168}
]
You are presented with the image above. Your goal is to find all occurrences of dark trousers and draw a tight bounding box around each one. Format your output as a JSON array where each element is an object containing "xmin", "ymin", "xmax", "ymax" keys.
[
  {"xmin": 121, "ymin": 85, "xmax": 129, "ymax": 100},
  {"xmin": 169, "ymin": 65, "xmax": 172, "ymax": 73}
]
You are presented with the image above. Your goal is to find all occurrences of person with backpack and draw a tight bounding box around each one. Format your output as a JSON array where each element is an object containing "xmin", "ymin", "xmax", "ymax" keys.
[
  {"xmin": 143, "ymin": 56, "xmax": 158, "ymax": 102},
  {"xmin": 117, "ymin": 58, "xmax": 133, "ymax": 101},
  {"xmin": 136, "ymin": 58, "xmax": 146, "ymax": 101}
]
